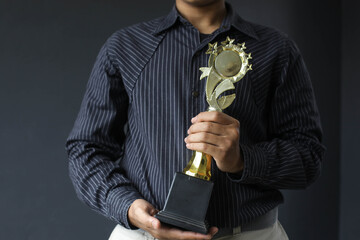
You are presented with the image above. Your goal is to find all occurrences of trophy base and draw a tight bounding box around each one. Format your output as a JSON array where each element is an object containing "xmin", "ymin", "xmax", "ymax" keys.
[
  {"xmin": 155, "ymin": 172, "xmax": 214, "ymax": 234},
  {"xmin": 156, "ymin": 210, "xmax": 209, "ymax": 234}
]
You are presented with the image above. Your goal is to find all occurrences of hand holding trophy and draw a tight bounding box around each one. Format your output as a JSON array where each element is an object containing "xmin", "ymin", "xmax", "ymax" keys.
[{"xmin": 155, "ymin": 37, "xmax": 253, "ymax": 234}]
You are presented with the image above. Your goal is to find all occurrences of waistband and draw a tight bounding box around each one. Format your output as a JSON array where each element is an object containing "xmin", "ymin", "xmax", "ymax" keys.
[{"xmin": 214, "ymin": 207, "xmax": 278, "ymax": 238}]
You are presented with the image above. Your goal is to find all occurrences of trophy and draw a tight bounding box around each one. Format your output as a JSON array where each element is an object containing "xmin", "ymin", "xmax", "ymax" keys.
[{"xmin": 155, "ymin": 37, "xmax": 252, "ymax": 234}]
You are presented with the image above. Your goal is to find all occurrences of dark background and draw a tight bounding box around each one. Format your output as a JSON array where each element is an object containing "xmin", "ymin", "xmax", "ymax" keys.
[{"xmin": 0, "ymin": 0, "xmax": 358, "ymax": 239}]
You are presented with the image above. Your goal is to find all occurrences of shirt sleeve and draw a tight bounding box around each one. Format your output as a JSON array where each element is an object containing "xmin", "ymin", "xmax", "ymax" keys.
[
  {"xmin": 227, "ymin": 39, "xmax": 326, "ymax": 189},
  {"xmin": 66, "ymin": 40, "xmax": 142, "ymax": 228}
]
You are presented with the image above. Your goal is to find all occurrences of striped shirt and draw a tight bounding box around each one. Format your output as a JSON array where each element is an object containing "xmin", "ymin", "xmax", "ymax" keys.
[{"xmin": 66, "ymin": 3, "xmax": 325, "ymax": 229}]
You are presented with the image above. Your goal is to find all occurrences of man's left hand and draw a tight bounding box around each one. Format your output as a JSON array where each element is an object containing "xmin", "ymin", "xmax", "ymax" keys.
[{"xmin": 185, "ymin": 111, "xmax": 244, "ymax": 173}]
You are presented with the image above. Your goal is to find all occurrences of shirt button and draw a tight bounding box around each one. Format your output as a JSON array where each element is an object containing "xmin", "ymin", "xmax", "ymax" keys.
[{"xmin": 192, "ymin": 91, "xmax": 199, "ymax": 98}]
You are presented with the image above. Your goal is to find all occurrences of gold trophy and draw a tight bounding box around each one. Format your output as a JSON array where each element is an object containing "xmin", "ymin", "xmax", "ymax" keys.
[{"xmin": 155, "ymin": 37, "xmax": 252, "ymax": 234}]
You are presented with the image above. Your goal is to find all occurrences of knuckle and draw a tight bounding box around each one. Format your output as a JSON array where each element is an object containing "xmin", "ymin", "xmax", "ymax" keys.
[
  {"xmin": 232, "ymin": 128, "xmax": 240, "ymax": 139},
  {"xmin": 223, "ymin": 139, "xmax": 232, "ymax": 148},
  {"xmin": 226, "ymin": 127, "xmax": 238, "ymax": 139},
  {"xmin": 200, "ymin": 143, "xmax": 208, "ymax": 151},
  {"xmin": 213, "ymin": 111, "xmax": 221, "ymax": 119},
  {"xmin": 204, "ymin": 123, "xmax": 211, "ymax": 131},
  {"xmin": 200, "ymin": 132, "xmax": 208, "ymax": 140},
  {"xmin": 207, "ymin": 112, "xmax": 216, "ymax": 122}
]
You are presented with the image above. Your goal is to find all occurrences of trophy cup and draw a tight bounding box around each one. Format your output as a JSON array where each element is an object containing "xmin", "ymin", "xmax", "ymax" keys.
[{"xmin": 155, "ymin": 37, "xmax": 252, "ymax": 234}]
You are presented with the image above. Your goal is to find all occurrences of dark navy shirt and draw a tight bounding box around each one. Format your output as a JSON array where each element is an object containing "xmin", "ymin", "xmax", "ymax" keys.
[{"xmin": 66, "ymin": 4, "xmax": 325, "ymax": 229}]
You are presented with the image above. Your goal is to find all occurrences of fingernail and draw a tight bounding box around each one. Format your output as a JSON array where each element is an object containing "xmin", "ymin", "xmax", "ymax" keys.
[
  {"xmin": 184, "ymin": 137, "xmax": 187, "ymax": 142},
  {"xmin": 151, "ymin": 220, "xmax": 156, "ymax": 228},
  {"xmin": 191, "ymin": 117, "xmax": 197, "ymax": 123}
]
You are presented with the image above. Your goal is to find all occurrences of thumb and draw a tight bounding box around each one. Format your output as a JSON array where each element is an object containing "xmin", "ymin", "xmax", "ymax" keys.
[
  {"xmin": 149, "ymin": 217, "xmax": 161, "ymax": 230},
  {"xmin": 139, "ymin": 204, "xmax": 160, "ymax": 229},
  {"xmin": 209, "ymin": 227, "xmax": 219, "ymax": 236}
]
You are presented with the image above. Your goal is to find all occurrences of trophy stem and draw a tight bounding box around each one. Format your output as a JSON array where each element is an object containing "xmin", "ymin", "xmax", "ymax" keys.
[
  {"xmin": 183, "ymin": 151, "xmax": 212, "ymax": 181},
  {"xmin": 182, "ymin": 107, "xmax": 221, "ymax": 181},
  {"xmin": 207, "ymin": 106, "xmax": 222, "ymax": 112}
]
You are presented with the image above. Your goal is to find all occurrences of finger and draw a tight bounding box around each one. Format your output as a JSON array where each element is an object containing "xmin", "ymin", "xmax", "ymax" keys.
[
  {"xmin": 209, "ymin": 227, "xmax": 219, "ymax": 237},
  {"xmin": 135, "ymin": 204, "xmax": 160, "ymax": 230},
  {"xmin": 187, "ymin": 121, "xmax": 226, "ymax": 136},
  {"xmin": 186, "ymin": 142, "xmax": 220, "ymax": 157},
  {"xmin": 149, "ymin": 208, "xmax": 159, "ymax": 216},
  {"xmin": 149, "ymin": 217, "xmax": 161, "ymax": 230},
  {"xmin": 139, "ymin": 210, "xmax": 159, "ymax": 230},
  {"xmin": 192, "ymin": 112, "xmax": 238, "ymax": 125},
  {"xmin": 185, "ymin": 132, "xmax": 222, "ymax": 146}
]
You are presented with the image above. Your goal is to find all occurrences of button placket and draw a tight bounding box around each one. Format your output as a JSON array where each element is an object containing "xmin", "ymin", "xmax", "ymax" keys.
[
  {"xmin": 192, "ymin": 90, "xmax": 199, "ymax": 98},
  {"xmin": 190, "ymin": 51, "xmax": 202, "ymax": 116}
]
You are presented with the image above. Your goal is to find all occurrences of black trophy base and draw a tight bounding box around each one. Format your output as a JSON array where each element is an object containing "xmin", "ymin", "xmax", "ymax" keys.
[{"xmin": 155, "ymin": 172, "xmax": 214, "ymax": 234}]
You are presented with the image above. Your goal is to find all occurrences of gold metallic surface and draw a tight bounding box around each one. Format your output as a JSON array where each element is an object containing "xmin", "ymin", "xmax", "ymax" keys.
[
  {"xmin": 214, "ymin": 51, "xmax": 242, "ymax": 77},
  {"xmin": 183, "ymin": 151, "xmax": 212, "ymax": 181},
  {"xmin": 183, "ymin": 37, "xmax": 252, "ymax": 181}
]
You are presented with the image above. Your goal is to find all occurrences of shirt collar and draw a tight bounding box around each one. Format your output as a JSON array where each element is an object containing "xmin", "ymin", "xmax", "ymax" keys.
[
  {"xmin": 225, "ymin": 3, "xmax": 259, "ymax": 40},
  {"xmin": 152, "ymin": 6, "xmax": 179, "ymax": 35},
  {"xmin": 152, "ymin": 3, "xmax": 259, "ymax": 40}
]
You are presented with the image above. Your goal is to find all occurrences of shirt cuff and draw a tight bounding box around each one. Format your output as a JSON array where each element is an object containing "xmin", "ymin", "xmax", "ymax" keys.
[
  {"xmin": 226, "ymin": 144, "xmax": 268, "ymax": 183},
  {"xmin": 106, "ymin": 186, "xmax": 143, "ymax": 229}
]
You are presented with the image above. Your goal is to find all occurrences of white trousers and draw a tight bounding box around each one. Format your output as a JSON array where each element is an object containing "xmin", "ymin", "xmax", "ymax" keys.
[{"xmin": 108, "ymin": 221, "xmax": 288, "ymax": 240}]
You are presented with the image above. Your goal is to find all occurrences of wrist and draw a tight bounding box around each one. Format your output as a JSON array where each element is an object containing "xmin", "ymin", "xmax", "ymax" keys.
[{"xmin": 228, "ymin": 150, "xmax": 244, "ymax": 174}]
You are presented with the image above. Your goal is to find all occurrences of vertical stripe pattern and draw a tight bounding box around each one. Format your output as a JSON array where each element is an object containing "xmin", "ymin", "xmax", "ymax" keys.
[{"xmin": 66, "ymin": 4, "xmax": 325, "ymax": 229}]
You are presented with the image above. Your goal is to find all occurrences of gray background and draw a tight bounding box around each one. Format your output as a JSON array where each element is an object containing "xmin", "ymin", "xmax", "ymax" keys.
[{"xmin": 0, "ymin": 0, "xmax": 358, "ymax": 239}]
